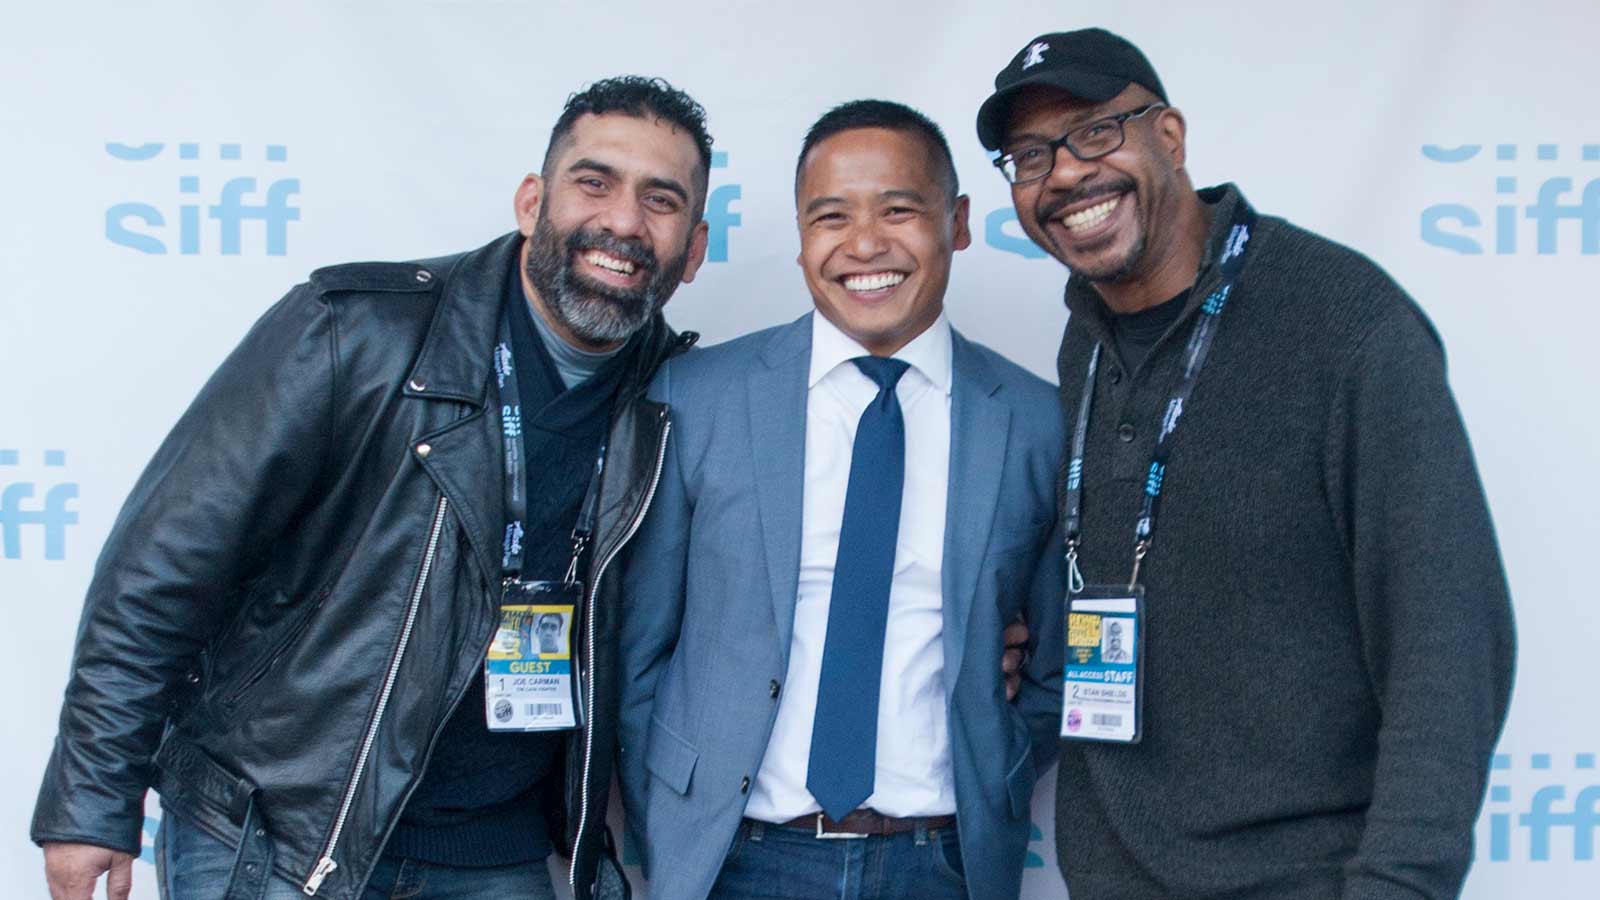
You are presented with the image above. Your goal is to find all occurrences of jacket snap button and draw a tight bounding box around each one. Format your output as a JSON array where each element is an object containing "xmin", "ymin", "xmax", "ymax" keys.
[
  {"xmin": 416, "ymin": 443, "xmax": 432, "ymax": 458},
  {"xmin": 409, "ymin": 378, "xmax": 427, "ymax": 392},
  {"xmin": 769, "ymin": 680, "xmax": 780, "ymax": 699},
  {"xmin": 740, "ymin": 776, "xmax": 751, "ymax": 793},
  {"xmin": 1117, "ymin": 423, "xmax": 1135, "ymax": 443},
  {"xmin": 1108, "ymin": 368, "xmax": 1123, "ymax": 384},
  {"xmin": 185, "ymin": 671, "xmax": 200, "ymax": 684},
  {"xmin": 415, "ymin": 269, "xmax": 432, "ymax": 283}
]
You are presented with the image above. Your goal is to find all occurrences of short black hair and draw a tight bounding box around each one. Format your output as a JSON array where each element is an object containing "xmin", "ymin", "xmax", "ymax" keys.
[
  {"xmin": 543, "ymin": 75, "xmax": 715, "ymax": 217},
  {"xmin": 795, "ymin": 100, "xmax": 960, "ymax": 204}
]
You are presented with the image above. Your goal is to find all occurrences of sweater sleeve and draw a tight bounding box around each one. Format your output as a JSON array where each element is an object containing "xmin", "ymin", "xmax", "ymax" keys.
[{"xmin": 1324, "ymin": 300, "xmax": 1515, "ymax": 900}]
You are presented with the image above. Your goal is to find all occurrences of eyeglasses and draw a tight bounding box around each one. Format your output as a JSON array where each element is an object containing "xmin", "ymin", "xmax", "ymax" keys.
[{"xmin": 993, "ymin": 103, "xmax": 1167, "ymax": 185}]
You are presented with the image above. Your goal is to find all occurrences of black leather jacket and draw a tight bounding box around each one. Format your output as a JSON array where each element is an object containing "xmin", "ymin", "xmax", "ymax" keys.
[{"xmin": 31, "ymin": 233, "xmax": 693, "ymax": 900}]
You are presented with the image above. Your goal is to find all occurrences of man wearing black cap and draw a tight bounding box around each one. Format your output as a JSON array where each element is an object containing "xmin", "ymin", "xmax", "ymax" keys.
[{"xmin": 975, "ymin": 28, "xmax": 1515, "ymax": 900}]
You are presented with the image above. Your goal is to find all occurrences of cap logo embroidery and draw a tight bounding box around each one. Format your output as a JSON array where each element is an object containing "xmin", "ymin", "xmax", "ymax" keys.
[{"xmin": 1022, "ymin": 41, "xmax": 1049, "ymax": 69}]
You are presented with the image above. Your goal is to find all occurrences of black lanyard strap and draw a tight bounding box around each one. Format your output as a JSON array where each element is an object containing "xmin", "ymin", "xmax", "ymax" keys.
[
  {"xmin": 1063, "ymin": 199, "xmax": 1258, "ymax": 590},
  {"xmin": 495, "ymin": 300, "xmax": 606, "ymax": 585}
]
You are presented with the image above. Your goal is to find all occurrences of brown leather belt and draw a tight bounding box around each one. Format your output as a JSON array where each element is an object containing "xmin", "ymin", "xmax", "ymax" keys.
[{"xmin": 768, "ymin": 810, "xmax": 958, "ymax": 839}]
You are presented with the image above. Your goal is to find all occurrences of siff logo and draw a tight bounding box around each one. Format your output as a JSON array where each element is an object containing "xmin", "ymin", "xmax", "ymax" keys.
[
  {"xmin": 105, "ymin": 142, "xmax": 299, "ymax": 255},
  {"xmin": 1483, "ymin": 752, "xmax": 1600, "ymax": 861},
  {"xmin": 705, "ymin": 151, "xmax": 741, "ymax": 263},
  {"xmin": 1420, "ymin": 143, "xmax": 1600, "ymax": 254},
  {"xmin": 0, "ymin": 449, "xmax": 79, "ymax": 561}
]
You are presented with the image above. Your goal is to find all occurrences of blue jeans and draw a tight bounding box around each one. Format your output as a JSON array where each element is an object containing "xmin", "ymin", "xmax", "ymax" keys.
[
  {"xmin": 156, "ymin": 808, "xmax": 557, "ymax": 900},
  {"xmin": 706, "ymin": 819, "xmax": 968, "ymax": 900}
]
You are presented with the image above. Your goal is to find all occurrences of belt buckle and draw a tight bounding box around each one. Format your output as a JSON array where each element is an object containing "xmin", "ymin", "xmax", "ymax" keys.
[{"xmin": 814, "ymin": 812, "xmax": 869, "ymax": 840}]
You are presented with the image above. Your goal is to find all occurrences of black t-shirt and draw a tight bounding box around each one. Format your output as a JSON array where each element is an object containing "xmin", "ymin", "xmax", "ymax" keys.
[{"xmin": 1110, "ymin": 288, "xmax": 1190, "ymax": 370}]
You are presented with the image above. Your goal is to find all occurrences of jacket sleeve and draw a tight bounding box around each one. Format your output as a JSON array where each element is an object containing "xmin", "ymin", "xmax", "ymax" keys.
[
  {"xmin": 1017, "ymin": 522, "xmax": 1066, "ymax": 775},
  {"xmin": 30, "ymin": 285, "xmax": 336, "ymax": 854},
  {"xmin": 616, "ymin": 358, "xmax": 691, "ymax": 878},
  {"xmin": 1327, "ymin": 302, "xmax": 1515, "ymax": 900}
]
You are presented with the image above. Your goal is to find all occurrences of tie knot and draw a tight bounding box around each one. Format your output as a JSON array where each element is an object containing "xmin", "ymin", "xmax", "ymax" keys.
[{"xmin": 851, "ymin": 356, "xmax": 910, "ymax": 393}]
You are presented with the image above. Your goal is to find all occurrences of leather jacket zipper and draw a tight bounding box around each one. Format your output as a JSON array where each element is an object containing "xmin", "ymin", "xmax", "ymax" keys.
[
  {"xmin": 569, "ymin": 412, "xmax": 671, "ymax": 890},
  {"xmin": 303, "ymin": 495, "xmax": 450, "ymax": 895}
]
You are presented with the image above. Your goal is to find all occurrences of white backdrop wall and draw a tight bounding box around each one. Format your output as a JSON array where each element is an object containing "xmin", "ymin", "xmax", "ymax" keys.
[{"xmin": 3, "ymin": 1, "xmax": 1596, "ymax": 896}]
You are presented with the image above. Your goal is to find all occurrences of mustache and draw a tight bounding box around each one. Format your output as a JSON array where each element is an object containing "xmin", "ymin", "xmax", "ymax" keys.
[
  {"xmin": 566, "ymin": 228, "xmax": 656, "ymax": 273},
  {"xmin": 1038, "ymin": 178, "xmax": 1136, "ymax": 221}
]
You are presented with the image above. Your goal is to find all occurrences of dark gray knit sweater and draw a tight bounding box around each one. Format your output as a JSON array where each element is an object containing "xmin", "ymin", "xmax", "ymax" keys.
[{"xmin": 1053, "ymin": 184, "xmax": 1515, "ymax": 900}]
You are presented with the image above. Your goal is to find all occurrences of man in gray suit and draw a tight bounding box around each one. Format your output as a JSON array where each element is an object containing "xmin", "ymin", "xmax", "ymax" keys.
[{"xmin": 619, "ymin": 100, "xmax": 1064, "ymax": 900}]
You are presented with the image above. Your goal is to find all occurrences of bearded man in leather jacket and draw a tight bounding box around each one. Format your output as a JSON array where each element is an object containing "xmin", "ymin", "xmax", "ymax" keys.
[{"xmin": 32, "ymin": 75, "xmax": 711, "ymax": 900}]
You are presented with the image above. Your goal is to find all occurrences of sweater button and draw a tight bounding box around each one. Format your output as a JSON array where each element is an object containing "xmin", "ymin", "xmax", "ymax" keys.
[
  {"xmin": 1117, "ymin": 423, "xmax": 1135, "ymax": 443},
  {"xmin": 740, "ymin": 776, "xmax": 751, "ymax": 794},
  {"xmin": 769, "ymin": 680, "xmax": 781, "ymax": 699}
]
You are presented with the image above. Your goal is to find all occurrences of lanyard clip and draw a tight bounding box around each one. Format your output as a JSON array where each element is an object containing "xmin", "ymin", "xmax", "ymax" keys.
[
  {"xmin": 563, "ymin": 529, "xmax": 589, "ymax": 586},
  {"xmin": 1128, "ymin": 539, "xmax": 1151, "ymax": 590},
  {"xmin": 1065, "ymin": 538, "xmax": 1085, "ymax": 595}
]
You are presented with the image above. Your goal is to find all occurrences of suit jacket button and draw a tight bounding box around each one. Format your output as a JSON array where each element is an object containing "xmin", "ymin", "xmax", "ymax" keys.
[
  {"xmin": 769, "ymin": 679, "xmax": 781, "ymax": 699},
  {"xmin": 740, "ymin": 776, "xmax": 751, "ymax": 794}
]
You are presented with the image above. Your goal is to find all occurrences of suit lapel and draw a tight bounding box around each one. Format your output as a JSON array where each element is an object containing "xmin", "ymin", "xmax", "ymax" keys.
[
  {"xmin": 941, "ymin": 330, "xmax": 1010, "ymax": 694},
  {"xmin": 748, "ymin": 315, "xmax": 813, "ymax": 655}
]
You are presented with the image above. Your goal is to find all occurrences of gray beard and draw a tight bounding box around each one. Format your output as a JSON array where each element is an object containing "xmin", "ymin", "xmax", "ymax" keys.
[{"xmin": 523, "ymin": 214, "xmax": 688, "ymax": 345}]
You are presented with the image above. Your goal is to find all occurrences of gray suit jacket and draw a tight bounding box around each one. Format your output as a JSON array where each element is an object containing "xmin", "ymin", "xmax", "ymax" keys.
[{"xmin": 619, "ymin": 313, "xmax": 1064, "ymax": 900}]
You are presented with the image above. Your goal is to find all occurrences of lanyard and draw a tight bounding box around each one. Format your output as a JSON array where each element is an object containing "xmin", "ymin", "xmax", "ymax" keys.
[
  {"xmin": 1063, "ymin": 199, "xmax": 1258, "ymax": 591},
  {"xmin": 495, "ymin": 300, "xmax": 606, "ymax": 586}
]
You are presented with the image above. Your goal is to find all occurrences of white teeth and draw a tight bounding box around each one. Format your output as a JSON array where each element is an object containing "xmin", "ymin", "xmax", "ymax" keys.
[
  {"xmin": 1060, "ymin": 195, "xmax": 1122, "ymax": 231},
  {"xmin": 583, "ymin": 251, "xmax": 636, "ymax": 274},
  {"xmin": 842, "ymin": 271, "xmax": 907, "ymax": 292}
]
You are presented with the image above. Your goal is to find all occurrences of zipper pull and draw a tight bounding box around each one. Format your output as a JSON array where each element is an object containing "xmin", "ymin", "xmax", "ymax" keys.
[{"xmin": 303, "ymin": 857, "xmax": 337, "ymax": 895}]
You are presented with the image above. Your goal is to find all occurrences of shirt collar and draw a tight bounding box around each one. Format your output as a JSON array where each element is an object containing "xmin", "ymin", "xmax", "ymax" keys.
[{"xmin": 807, "ymin": 309, "xmax": 953, "ymax": 395}]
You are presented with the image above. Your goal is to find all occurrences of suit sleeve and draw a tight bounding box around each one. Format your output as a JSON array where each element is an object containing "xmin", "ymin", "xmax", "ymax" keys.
[
  {"xmin": 1328, "ymin": 304, "xmax": 1515, "ymax": 900},
  {"xmin": 1017, "ymin": 518, "xmax": 1066, "ymax": 773},
  {"xmin": 617, "ymin": 357, "xmax": 692, "ymax": 877},
  {"xmin": 30, "ymin": 285, "xmax": 336, "ymax": 854}
]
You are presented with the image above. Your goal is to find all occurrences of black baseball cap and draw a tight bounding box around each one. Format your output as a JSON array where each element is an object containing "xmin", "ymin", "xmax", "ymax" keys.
[{"xmin": 976, "ymin": 28, "xmax": 1167, "ymax": 151}]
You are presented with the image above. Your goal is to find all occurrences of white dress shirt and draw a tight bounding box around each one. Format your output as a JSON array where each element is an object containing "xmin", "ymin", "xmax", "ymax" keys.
[{"xmin": 745, "ymin": 311, "xmax": 955, "ymax": 821}]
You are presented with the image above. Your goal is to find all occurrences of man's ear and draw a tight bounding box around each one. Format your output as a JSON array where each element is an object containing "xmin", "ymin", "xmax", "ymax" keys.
[
  {"xmin": 513, "ymin": 174, "xmax": 544, "ymax": 237},
  {"xmin": 1156, "ymin": 107, "xmax": 1188, "ymax": 170},
  {"xmin": 679, "ymin": 220, "xmax": 711, "ymax": 285},
  {"xmin": 951, "ymin": 194, "xmax": 973, "ymax": 251}
]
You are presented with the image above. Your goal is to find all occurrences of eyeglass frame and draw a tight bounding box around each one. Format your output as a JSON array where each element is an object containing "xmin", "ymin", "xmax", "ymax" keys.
[{"xmin": 992, "ymin": 103, "xmax": 1169, "ymax": 185}]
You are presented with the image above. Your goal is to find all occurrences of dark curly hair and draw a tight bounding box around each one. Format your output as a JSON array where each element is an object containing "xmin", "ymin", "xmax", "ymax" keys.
[{"xmin": 542, "ymin": 75, "xmax": 714, "ymax": 218}]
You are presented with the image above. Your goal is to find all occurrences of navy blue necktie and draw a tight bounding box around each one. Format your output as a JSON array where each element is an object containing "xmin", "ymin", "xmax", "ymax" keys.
[{"xmin": 806, "ymin": 355, "xmax": 910, "ymax": 821}]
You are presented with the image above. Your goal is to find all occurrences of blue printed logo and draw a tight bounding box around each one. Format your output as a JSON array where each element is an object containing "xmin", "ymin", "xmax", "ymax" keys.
[
  {"xmin": 1025, "ymin": 821, "xmax": 1047, "ymax": 868},
  {"xmin": 0, "ymin": 449, "xmax": 78, "ymax": 561},
  {"xmin": 105, "ymin": 142, "xmax": 299, "ymax": 255},
  {"xmin": 1201, "ymin": 285, "xmax": 1231, "ymax": 315},
  {"xmin": 1421, "ymin": 143, "xmax": 1600, "ymax": 254},
  {"xmin": 706, "ymin": 151, "xmax": 742, "ymax": 263},
  {"xmin": 1484, "ymin": 751, "xmax": 1600, "ymax": 861},
  {"xmin": 1066, "ymin": 458, "xmax": 1084, "ymax": 491},
  {"xmin": 1143, "ymin": 462, "xmax": 1165, "ymax": 498},
  {"xmin": 502, "ymin": 404, "xmax": 523, "ymax": 440},
  {"xmin": 985, "ymin": 207, "xmax": 1049, "ymax": 259},
  {"xmin": 141, "ymin": 815, "xmax": 159, "ymax": 865}
]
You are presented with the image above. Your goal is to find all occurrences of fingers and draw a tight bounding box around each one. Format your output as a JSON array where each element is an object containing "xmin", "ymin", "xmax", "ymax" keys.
[
  {"xmin": 43, "ymin": 843, "xmax": 110, "ymax": 900},
  {"xmin": 1002, "ymin": 646, "xmax": 1023, "ymax": 675},
  {"xmin": 107, "ymin": 853, "xmax": 134, "ymax": 900},
  {"xmin": 1003, "ymin": 619, "xmax": 1029, "ymax": 651},
  {"xmin": 1003, "ymin": 618, "xmax": 1030, "ymax": 701}
]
